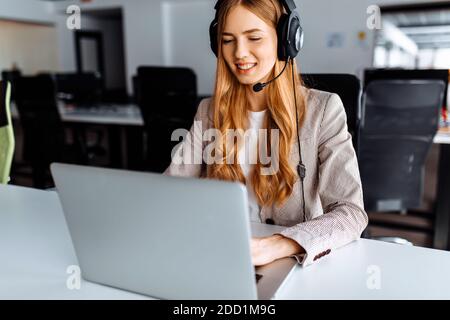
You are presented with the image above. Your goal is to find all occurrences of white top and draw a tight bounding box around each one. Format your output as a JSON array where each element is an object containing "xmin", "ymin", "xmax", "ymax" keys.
[
  {"xmin": 237, "ymin": 109, "xmax": 267, "ymax": 223},
  {"xmin": 2, "ymin": 184, "xmax": 450, "ymax": 299}
]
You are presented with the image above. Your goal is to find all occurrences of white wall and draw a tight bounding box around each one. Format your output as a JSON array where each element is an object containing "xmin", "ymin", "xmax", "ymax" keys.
[
  {"xmin": 162, "ymin": 0, "xmax": 216, "ymax": 95},
  {"xmin": 52, "ymin": 0, "xmax": 163, "ymax": 93},
  {"xmin": 2, "ymin": 0, "xmax": 447, "ymax": 95},
  {"xmin": 165, "ymin": 0, "xmax": 450, "ymax": 95},
  {"xmin": 0, "ymin": 19, "xmax": 59, "ymax": 75},
  {"xmin": 294, "ymin": 0, "xmax": 445, "ymax": 78},
  {"xmin": 0, "ymin": 0, "xmax": 58, "ymax": 75},
  {"xmin": 75, "ymin": 15, "xmax": 126, "ymax": 90},
  {"xmin": 0, "ymin": 0, "xmax": 55, "ymax": 24}
]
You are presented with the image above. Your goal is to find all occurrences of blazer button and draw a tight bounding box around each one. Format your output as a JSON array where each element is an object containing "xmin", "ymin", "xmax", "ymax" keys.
[{"xmin": 265, "ymin": 218, "xmax": 275, "ymax": 225}]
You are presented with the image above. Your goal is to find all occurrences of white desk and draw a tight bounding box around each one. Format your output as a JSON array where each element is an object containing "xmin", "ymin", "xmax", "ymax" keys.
[
  {"xmin": 0, "ymin": 184, "xmax": 146, "ymax": 299},
  {"xmin": 61, "ymin": 104, "xmax": 143, "ymax": 126},
  {"xmin": 434, "ymin": 127, "xmax": 450, "ymax": 144},
  {"xmin": 434, "ymin": 134, "xmax": 450, "ymax": 144},
  {"xmin": 2, "ymin": 184, "xmax": 450, "ymax": 299}
]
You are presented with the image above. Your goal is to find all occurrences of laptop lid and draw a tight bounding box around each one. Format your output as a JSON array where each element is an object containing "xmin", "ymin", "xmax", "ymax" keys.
[{"xmin": 51, "ymin": 163, "xmax": 257, "ymax": 300}]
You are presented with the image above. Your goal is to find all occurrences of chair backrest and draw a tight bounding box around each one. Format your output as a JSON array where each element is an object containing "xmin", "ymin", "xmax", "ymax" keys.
[
  {"xmin": 364, "ymin": 69, "xmax": 449, "ymax": 108},
  {"xmin": 14, "ymin": 75, "xmax": 65, "ymax": 164},
  {"xmin": 53, "ymin": 72, "xmax": 103, "ymax": 106},
  {"xmin": 302, "ymin": 73, "xmax": 362, "ymax": 152},
  {"xmin": 0, "ymin": 81, "xmax": 14, "ymax": 184},
  {"xmin": 136, "ymin": 66, "xmax": 198, "ymax": 173},
  {"xmin": 359, "ymin": 79, "xmax": 445, "ymax": 212},
  {"xmin": 132, "ymin": 75, "xmax": 140, "ymax": 104},
  {"xmin": 136, "ymin": 66, "xmax": 198, "ymax": 122}
]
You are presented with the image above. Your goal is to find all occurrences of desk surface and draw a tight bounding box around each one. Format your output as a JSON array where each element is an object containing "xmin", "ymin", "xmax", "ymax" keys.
[
  {"xmin": 435, "ymin": 127, "xmax": 450, "ymax": 144},
  {"xmin": 61, "ymin": 103, "xmax": 143, "ymax": 126},
  {"xmin": 11, "ymin": 102, "xmax": 143, "ymax": 127},
  {"xmin": 2, "ymin": 184, "xmax": 450, "ymax": 300}
]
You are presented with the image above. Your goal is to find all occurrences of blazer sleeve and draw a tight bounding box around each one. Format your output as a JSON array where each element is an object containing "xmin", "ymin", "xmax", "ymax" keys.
[
  {"xmin": 279, "ymin": 93, "xmax": 368, "ymax": 267},
  {"xmin": 163, "ymin": 98, "xmax": 210, "ymax": 178}
]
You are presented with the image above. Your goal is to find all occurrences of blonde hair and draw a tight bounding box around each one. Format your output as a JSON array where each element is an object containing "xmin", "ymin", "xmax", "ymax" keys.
[{"xmin": 208, "ymin": 0, "xmax": 306, "ymax": 207}]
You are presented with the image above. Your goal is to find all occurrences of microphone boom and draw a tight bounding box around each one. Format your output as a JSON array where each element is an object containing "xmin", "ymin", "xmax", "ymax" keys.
[{"xmin": 252, "ymin": 59, "xmax": 290, "ymax": 92}]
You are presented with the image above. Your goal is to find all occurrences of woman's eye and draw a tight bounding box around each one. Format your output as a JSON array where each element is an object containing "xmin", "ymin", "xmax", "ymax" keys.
[
  {"xmin": 249, "ymin": 38, "xmax": 262, "ymax": 42},
  {"xmin": 222, "ymin": 39, "xmax": 233, "ymax": 44}
]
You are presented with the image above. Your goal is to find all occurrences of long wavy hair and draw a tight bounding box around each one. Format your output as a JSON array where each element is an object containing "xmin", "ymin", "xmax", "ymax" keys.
[{"xmin": 208, "ymin": 0, "xmax": 306, "ymax": 208}]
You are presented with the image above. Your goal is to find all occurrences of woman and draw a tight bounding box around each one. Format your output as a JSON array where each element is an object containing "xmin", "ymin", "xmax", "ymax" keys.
[{"xmin": 165, "ymin": 0, "xmax": 368, "ymax": 267}]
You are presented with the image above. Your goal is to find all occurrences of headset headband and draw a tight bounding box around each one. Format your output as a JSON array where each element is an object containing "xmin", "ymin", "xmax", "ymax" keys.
[
  {"xmin": 210, "ymin": 0, "xmax": 303, "ymax": 60},
  {"xmin": 282, "ymin": 0, "xmax": 297, "ymax": 13},
  {"xmin": 215, "ymin": 0, "xmax": 296, "ymax": 14}
]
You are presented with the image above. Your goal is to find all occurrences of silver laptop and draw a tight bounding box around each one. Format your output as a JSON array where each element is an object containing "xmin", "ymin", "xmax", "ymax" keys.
[{"xmin": 51, "ymin": 163, "xmax": 297, "ymax": 300}]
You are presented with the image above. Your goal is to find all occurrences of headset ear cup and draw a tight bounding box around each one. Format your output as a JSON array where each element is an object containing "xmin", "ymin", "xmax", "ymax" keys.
[
  {"xmin": 287, "ymin": 15, "xmax": 302, "ymax": 59},
  {"xmin": 297, "ymin": 25, "xmax": 304, "ymax": 51},
  {"xmin": 209, "ymin": 20, "xmax": 219, "ymax": 57},
  {"xmin": 277, "ymin": 13, "xmax": 290, "ymax": 61}
]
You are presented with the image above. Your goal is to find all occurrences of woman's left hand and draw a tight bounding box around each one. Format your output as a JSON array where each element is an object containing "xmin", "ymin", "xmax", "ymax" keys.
[{"xmin": 251, "ymin": 235, "xmax": 305, "ymax": 266}]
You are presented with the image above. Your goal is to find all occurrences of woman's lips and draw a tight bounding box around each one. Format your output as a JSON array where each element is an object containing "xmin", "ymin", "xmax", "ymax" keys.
[{"xmin": 235, "ymin": 63, "xmax": 257, "ymax": 75}]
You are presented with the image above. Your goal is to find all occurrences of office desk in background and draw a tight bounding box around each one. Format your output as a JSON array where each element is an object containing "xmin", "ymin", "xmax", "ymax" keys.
[
  {"xmin": 11, "ymin": 102, "xmax": 144, "ymax": 169},
  {"xmin": 10, "ymin": 101, "xmax": 143, "ymax": 126},
  {"xmin": 61, "ymin": 104, "xmax": 144, "ymax": 169},
  {"xmin": 10, "ymin": 103, "xmax": 450, "ymax": 250},
  {"xmin": 1, "ymin": 184, "xmax": 450, "ymax": 300},
  {"xmin": 11, "ymin": 101, "xmax": 450, "ymax": 143}
]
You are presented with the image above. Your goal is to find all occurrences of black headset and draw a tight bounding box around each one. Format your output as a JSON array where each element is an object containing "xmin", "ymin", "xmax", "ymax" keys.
[
  {"xmin": 209, "ymin": 0, "xmax": 307, "ymax": 221},
  {"xmin": 209, "ymin": 0, "xmax": 304, "ymax": 61}
]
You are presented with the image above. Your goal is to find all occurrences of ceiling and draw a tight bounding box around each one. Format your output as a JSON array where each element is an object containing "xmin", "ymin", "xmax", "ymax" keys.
[{"xmin": 383, "ymin": 7, "xmax": 450, "ymax": 49}]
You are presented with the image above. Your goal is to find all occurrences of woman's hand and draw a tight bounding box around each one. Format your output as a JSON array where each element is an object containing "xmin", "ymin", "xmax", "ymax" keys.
[{"xmin": 251, "ymin": 234, "xmax": 305, "ymax": 266}]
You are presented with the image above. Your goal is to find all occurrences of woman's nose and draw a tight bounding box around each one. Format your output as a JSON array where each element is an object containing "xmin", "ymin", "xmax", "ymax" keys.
[{"xmin": 234, "ymin": 39, "xmax": 250, "ymax": 59}]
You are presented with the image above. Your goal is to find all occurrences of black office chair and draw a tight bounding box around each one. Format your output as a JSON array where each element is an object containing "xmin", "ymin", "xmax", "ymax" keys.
[
  {"xmin": 53, "ymin": 72, "xmax": 103, "ymax": 106},
  {"xmin": 359, "ymin": 79, "xmax": 446, "ymax": 244},
  {"xmin": 52, "ymin": 72, "xmax": 107, "ymax": 161},
  {"xmin": 132, "ymin": 74, "xmax": 141, "ymax": 104},
  {"xmin": 136, "ymin": 66, "xmax": 198, "ymax": 173},
  {"xmin": 302, "ymin": 74, "xmax": 362, "ymax": 153},
  {"xmin": 364, "ymin": 69, "xmax": 449, "ymax": 110},
  {"xmin": 14, "ymin": 75, "xmax": 89, "ymax": 188}
]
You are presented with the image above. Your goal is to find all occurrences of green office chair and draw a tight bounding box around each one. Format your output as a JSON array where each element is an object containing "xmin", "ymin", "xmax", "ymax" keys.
[{"xmin": 0, "ymin": 81, "xmax": 14, "ymax": 184}]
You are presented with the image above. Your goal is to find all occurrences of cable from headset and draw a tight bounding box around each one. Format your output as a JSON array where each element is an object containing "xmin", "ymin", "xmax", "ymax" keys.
[{"xmin": 291, "ymin": 58, "xmax": 307, "ymax": 222}]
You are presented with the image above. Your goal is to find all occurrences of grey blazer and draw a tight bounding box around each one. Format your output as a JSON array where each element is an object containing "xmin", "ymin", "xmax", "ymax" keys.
[{"xmin": 164, "ymin": 87, "xmax": 368, "ymax": 266}]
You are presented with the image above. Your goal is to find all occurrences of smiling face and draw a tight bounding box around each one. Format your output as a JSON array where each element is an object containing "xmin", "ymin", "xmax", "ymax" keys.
[{"xmin": 221, "ymin": 4, "xmax": 278, "ymax": 86}]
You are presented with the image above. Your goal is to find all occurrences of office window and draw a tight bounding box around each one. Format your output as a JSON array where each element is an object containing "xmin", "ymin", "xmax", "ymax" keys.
[{"xmin": 373, "ymin": 4, "xmax": 450, "ymax": 70}]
